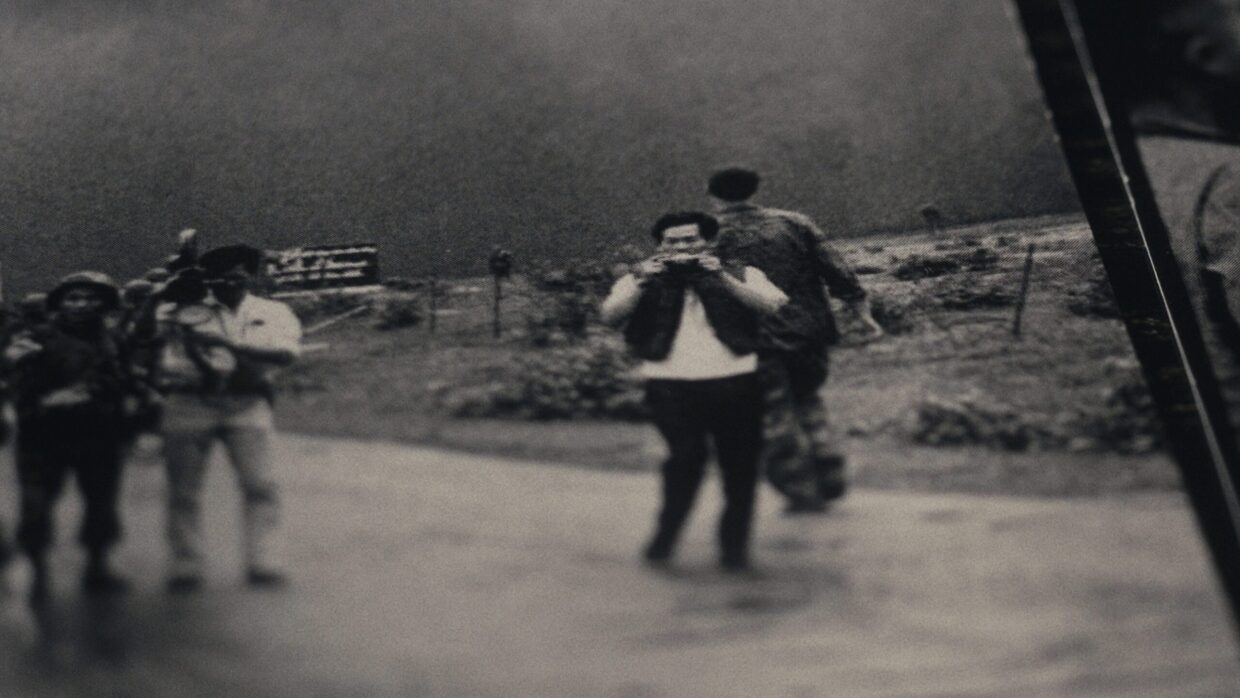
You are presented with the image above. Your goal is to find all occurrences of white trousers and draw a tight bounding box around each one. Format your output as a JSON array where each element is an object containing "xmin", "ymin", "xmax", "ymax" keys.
[{"xmin": 161, "ymin": 396, "xmax": 281, "ymax": 576}]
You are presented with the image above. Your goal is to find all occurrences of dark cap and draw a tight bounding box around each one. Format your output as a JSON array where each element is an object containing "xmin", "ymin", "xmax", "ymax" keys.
[{"xmin": 199, "ymin": 244, "xmax": 265, "ymax": 279}]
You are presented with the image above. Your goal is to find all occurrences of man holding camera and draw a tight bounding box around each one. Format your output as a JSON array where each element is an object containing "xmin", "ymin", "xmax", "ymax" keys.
[
  {"xmin": 3, "ymin": 272, "xmax": 142, "ymax": 599},
  {"xmin": 156, "ymin": 244, "xmax": 301, "ymax": 592},
  {"xmin": 602, "ymin": 212, "xmax": 787, "ymax": 572},
  {"xmin": 709, "ymin": 167, "xmax": 882, "ymax": 513}
]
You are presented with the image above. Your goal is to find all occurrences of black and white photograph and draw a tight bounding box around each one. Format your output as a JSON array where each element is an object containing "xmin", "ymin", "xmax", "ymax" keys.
[{"xmin": 0, "ymin": 1, "xmax": 1236, "ymax": 695}]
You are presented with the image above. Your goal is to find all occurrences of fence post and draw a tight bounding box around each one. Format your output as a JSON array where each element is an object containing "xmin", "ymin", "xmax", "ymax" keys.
[
  {"xmin": 492, "ymin": 275, "xmax": 503, "ymax": 339},
  {"xmin": 1012, "ymin": 243, "xmax": 1036, "ymax": 338},
  {"xmin": 488, "ymin": 248, "xmax": 513, "ymax": 340},
  {"xmin": 428, "ymin": 275, "xmax": 439, "ymax": 334}
]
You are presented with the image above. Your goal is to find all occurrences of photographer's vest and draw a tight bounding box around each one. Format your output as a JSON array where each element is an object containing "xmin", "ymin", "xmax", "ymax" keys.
[{"xmin": 623, "ymin": 264, "xmax": 759, "ymax": 361}]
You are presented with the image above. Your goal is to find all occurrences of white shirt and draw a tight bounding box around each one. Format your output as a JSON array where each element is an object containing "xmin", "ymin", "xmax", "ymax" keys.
[
  {"xmin": 212, "ymin": 293, "xmax": 304, "ymax": 371},
  {"xmin": 155, "ymin": 302, "xmax": 237, "ymax": 387},
  {"xmin": 606, "ymin": 267, "xmax": 784, "ymax": 380},
  {"xmin": 160, "ymin": 293, "xmax": 302, "ymax": 431}
]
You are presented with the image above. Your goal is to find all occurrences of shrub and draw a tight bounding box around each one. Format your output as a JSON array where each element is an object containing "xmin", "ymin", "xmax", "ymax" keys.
[
  {"xmin": 959, "ymin": 247, "xmax": 1000, "ymax": 272},
  {"xmin": 907, "ymin": 368, "xmax": 1163, "ymax": 454},
  {"xmin": 868, "ymin": 293, "xmax": 918, "ymax": 335},
  {"xmin": 440, "ymin": 330, "xmax": 645, "ymax": 420},
  {"xmin": 910, "ymin": 393, "xmax": 1052, "ymax": 451},
  {"xmin": 285, "ymin": 292, "xmax": 371, "ymax": 325},
  {"xmin": 893, "ymin": 255, "xmax": 961, "ymax": 281},
  {"xmin": 374, "ymin": 295, "xmax": 423, "ymax": 330},
  {"xmin": 892, "ymin": 247, "xmax": 1000, "ymax": 281},
  {"xmin": 523, "ymin": 263, "xmax": 620, "ymax": 344},
  {"xmin": 1068, "ymin": 360, "xmax": 1163, "ymax": 454},
  {"xmin": 935, "ymin": 280, "xmax": 1015, "ymax": 310},
  {"xmin": 1066, "ymin": 255, "xmax": 1120, "ymax": 319}
]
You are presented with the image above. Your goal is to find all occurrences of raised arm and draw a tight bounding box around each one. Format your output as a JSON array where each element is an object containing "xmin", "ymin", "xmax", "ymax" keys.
[{"xmin": 600, "ymin": 273, "xmax": 643, "ymax": 327}]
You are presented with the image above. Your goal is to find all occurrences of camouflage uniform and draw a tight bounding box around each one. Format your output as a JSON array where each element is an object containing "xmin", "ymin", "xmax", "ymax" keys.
[{"xmin": 715, "ymin": 203, "xmax": 867, "ymax": 506}]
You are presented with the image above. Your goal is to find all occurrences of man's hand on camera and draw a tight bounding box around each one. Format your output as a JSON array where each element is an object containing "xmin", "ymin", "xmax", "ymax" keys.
[
  {"xmin": 698, "ymin": 254, "xmax": 722, "ymax": 273},
  {"xmin": 637, "ymin": 258, "xmax": 666, "ymax": 281}
]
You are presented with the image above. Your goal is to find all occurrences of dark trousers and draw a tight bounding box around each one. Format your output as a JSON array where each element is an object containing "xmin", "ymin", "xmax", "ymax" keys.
[
  {"xmin": 15, "ymin": 421, "xmax": 125, "ymax": 558},
  {"xmin": 644, "ymin": 372, "xmax": 764, "ymax": 562}
]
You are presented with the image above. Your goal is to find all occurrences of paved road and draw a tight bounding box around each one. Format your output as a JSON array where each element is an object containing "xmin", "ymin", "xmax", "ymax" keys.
[{"xmin": 0, "ymin": 434, "xmax": 1237, "ymax": 697}]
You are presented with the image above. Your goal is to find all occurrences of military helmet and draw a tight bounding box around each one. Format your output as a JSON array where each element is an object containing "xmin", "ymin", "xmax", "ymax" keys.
[
  {"xmin": 122, "ymin": 278, "xmax": 156, "ymax": 304},
  {"xmin": 143, "ymin": 267, "xmax": 172, "ymax": 284},
  {"xmin": 46, "ymin": 271, "xmax": 121, "ymax": 311}
]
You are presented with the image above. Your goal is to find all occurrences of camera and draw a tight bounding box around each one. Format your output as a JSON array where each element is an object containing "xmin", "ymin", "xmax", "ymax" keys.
[
  {"xmin": 158, "ymin": 267, "xmax": 209, "ymax": 306},
  {"xmin": 156, "ymin": 267, "xmax": 216, "ymax": 327},
  {"xmin": 658, "ymin": 253, "xmax": 707, "ymax": 276}
]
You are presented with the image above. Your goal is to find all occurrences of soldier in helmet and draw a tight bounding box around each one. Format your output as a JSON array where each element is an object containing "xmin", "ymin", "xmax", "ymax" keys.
[
  {"xmin": 0, "ymin": 292, "xmax": 50, "ymax": 577},
  {"xmin": 3, "ymin": 272, "xmax": 144, "ymax": 599}
]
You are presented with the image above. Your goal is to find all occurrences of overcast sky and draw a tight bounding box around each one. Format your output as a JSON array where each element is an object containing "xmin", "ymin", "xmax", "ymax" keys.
[{"xmin": 0, "ymin": 0, "xmax": 1077, "ymax": 292}]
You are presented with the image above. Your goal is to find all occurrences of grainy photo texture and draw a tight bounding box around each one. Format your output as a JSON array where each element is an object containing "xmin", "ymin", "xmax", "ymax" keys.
[{"xmin": 0, "ymin": 1, "xmax": 1235, "ymax": 695}]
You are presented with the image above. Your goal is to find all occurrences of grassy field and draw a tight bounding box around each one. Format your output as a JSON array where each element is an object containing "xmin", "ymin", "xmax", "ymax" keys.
[{"xmin": 273, "ymin": 214, "xmax": 1183, "ymax": 497}]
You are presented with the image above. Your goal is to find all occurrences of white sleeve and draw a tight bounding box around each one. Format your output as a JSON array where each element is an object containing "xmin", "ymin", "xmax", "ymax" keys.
[
  {"xmin": 250, "ymin": 300, "xmax": 303, "ymax": 357},
  {"xmin": 742, "ymin": 267, "xmax": 788, "ymax": 306},
  {"xmin": 600, "ymin": 274, "xmax": 642, "ymax": 321}
]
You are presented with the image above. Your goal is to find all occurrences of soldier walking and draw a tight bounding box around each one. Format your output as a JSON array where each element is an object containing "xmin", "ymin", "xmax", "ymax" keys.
[
  {"xmin": 710, "ymin": 168, "xmax": 883, "ymax": 513},
  {"xmin": 4, "ymin": 272, "xmax": 140, "ymax": 599}
]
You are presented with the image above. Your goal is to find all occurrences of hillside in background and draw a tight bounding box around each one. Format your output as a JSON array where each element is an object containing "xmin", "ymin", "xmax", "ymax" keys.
[{"xmin": 0, "ymin": 0, "xmax": 1078, "ymax": 294}]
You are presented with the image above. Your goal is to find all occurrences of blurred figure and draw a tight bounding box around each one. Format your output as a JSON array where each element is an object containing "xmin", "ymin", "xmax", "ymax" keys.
[
  {"xmin": 710, "ymin": 168, "xmax": 882, "ymax": 513},
  {"xmin": 3, "ymin": 272, "xmax": 140, "ymax": 600},
  {"xmin": 156, "ymin": 245, "xmax": 301, "ymax": 592},
  {"xmin": 602, "ymin": 212, "xmax": 786, "ymax": 572},
  {"xmin": 143, "ymin": 267, "xmax": 172, "ymax": 286},
  {"xmin": 120, "ymin": 279, "xmax": 156, "ymax": 324},
  {"xmin": 15, "ymin": 293, "xmax": 49, "ymax": 333}
]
